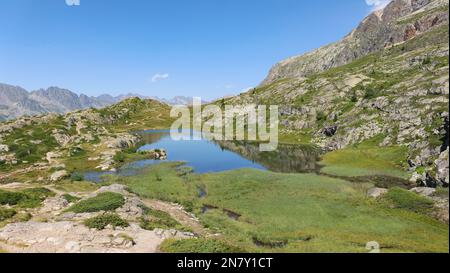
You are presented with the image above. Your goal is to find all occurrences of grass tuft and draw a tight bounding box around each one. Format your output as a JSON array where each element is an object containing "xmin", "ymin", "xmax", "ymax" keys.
[
  {"xmin": 67, "ymin": 192, "xmax": 125, "ymax": 213},
  {"xmin": 84, "ymin": 213, "xmax": 129, "ymax": 230}
]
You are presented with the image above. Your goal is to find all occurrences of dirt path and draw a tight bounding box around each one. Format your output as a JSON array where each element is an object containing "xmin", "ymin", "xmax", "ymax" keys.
[{"xmin": 142, "ymin": 199, "xmax": 208, "ymax": 236}]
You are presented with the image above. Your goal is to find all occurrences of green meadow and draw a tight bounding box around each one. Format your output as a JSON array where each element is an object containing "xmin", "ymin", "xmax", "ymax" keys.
[{"xmin": 108, "ymin": 163, "xmax": 448, "ymax": 253}]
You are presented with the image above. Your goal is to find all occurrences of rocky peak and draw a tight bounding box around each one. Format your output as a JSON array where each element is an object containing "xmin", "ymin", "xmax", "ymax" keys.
[{"xmin": 261, "ymin": 0, "xmax": 449, "ymax": 85}]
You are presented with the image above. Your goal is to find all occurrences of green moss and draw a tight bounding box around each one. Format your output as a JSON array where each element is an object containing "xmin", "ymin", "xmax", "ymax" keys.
[
  {"xmin": 67, "ymin": 192, "xmax": 125, "ymax": 213},
  {"xmin": 84, "ymin": 213, "xmax": 129, "ymax": 230}
]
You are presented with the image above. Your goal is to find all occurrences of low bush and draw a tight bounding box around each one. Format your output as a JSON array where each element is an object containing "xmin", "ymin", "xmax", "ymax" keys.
[
  {"xmin": 113, "ymin": 152, "xmax": 126, "ymax": 163},
  {"xmin": 62, "ymin": 194, "xmax": 81, "ymax": 203},
  {"xmin": 0, "ymin": 190, "xmax": 24, "ymax": 206},
  {"xmin": 139, "ymin": 206, "xmax": 185, "ymax": 231},
  {"xmin": 84, "ymin": 213, "xmax": 129, "ymax": 230},
  {"xmin": 67, "ymin": 192, "xmax": 125, "ymax": 213},
  {"xmin": 0, "ymin": 188, "xmax": 55, "ymax": 208},
  {"xmin": 0, "ymin": 208, "xmax": 16, "ymax": 221}
]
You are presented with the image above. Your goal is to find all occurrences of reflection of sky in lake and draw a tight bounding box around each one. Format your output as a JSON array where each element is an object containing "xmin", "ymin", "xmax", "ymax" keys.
[
  {"xmin": 84, "ymin": 130, "xmax": 266, "ymax": 183},
  {"xmin": 84, "ymin": 130, "xmax": 320, "ymax": 183},
  {"xmin": 137, "ymin": 130, "xmax": 266, "ymax": 173}
]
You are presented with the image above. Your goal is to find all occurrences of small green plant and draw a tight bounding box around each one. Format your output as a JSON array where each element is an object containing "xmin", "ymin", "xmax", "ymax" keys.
[
  {"xmin": 67, "ymin": 192, "xmax": 125, "ymax": 213},
  {"xmin": 62, "ymin": 194, "xmax": 81, "ymax": 203},
  {"xmin": 84, "ymin": 213, "xmax": 129, "ymax": 230},
  {"xmin": 113, "ymin": 152, "xmax": 126, "ymax": 163},
  {"xmin": 316, "ymin": 111, "xmax": 327, "ymax": 122},
  {"xmin": 139, "ymin": 206, "xmax": 185, "ymax": 231},
  {"xmin": 422, "ymin": 57, "xmax": 431, "ymax": 65},
  {"xmin": 0, "ymin": 188, "xmax": 55, "ymax": 208},
  {"xmin": 0, "ymin": 208, "xmax": 16, "ymax": 221},
  {"xmin": 0, "ymin": 190, "xmax": 24, "ymax": 206},
  {"xmin": 363, "ymin": 87, "xmax": 378, "ymax": 99}
]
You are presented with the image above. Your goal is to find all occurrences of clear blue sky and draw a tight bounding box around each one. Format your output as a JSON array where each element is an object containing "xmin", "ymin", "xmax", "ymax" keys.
[{"xmin": 0, "ymin": 0, "xmax": 384, "ymax": 100}]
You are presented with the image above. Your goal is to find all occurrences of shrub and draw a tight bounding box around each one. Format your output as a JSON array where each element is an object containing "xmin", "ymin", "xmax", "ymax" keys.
[
  {"xmin": 316, "ymin": 112, "xmax": 327, "ymax": 122},
  {"xmin": 0, "ymin": 208, "xmax": 16, "ymax": 221},
  {"xmin": 67, "ymin": 192, "xmax": 125, "ymax": 213},
  {"xmin": 19, "ymin": 188, "xmax": 55, "ymax": 208},
  {"xmin": 0, "ymin": 190, "xmax": 24, "ymax": 206},
  {"xmin": 62, "ymin": 194, "xmax": 81, "ymax": 203},
  {"xmin": 363, "ymin": 87, "xmax": 378, "ymax": 99},
  {"xmin": 113, "ymin": 152, "xmax": 126, "ymax": 163},
  {"xmin": 0, "ymin": 188, "xmax": 54, "ymax": 208},
  {"xmin": 139, "ymin": 206, "xmax": 184, "ymax": 231},
  {"xmin": 385, "ymin": 187, "xmax": 434, "ymax": 213},
  {"xmin": 84, "ymin": 213, "xmax": 129, "ymax": 230},
  {"xmin": 160, "ymin": 238, "xmax": 243, "ymax": 253}
]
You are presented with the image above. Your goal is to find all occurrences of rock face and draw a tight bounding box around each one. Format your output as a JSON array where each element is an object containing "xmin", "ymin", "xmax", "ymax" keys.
[
  {"xmin": 262, "ymin": 0, "xmax": 449, "ymax": 85},
  {"xmin": 435, "ymin": 148, "xmax": 449, "ymax": 186}
]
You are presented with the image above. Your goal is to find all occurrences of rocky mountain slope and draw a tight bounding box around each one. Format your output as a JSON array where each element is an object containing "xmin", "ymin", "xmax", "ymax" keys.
[
  {"xmin": 263, "ymin": 0, "xmax": 449, "ymax": 84},
  {"xmin": 226, "ymin": 0, "xmax": 449, "ymax": 187}
]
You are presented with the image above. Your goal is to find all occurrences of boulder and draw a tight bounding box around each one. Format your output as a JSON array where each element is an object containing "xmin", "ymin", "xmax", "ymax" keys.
[
  {"xmin": 410, "ymin": 187, "xmax": 436, "ymax": 197},
  {"xmin": 46, "ymin": 152, "xmax": 62, "ymax": 164},
  {"xmin": 367, "ymin": 188, "xmax": 388, "ymax": 198},
  {"xmin": 0, "ymin": 144, "xmax": 9, "ymax": 153},
  {"xmin": 49, "ymin": 170, "xmax": 69, "ymax": 182},
  {"xmin": 323, "ymin": 125, "xmax": 338, "ymax": 137}
]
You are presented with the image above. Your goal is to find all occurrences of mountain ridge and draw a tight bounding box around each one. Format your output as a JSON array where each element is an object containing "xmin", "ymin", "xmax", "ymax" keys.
[{"xmin": 0, "ymin": 83, "xmax": 203, "ymax": 121}]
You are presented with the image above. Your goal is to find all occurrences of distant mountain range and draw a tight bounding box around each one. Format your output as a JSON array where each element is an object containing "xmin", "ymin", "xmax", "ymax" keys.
[{"xmin": 0, "ymin": 83, "xmax": 206, "ymax": 121}]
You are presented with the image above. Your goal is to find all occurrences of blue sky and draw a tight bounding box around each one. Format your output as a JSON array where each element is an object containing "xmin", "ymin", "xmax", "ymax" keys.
[{"xmin": 0, "ymin": 0, "xmax": 389, "ymax": 100}]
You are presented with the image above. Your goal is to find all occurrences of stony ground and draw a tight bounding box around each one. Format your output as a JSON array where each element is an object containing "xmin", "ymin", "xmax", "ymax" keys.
[{"xmin": 0, "ymin": 184, "xmax": 198, "ymax": 253}]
